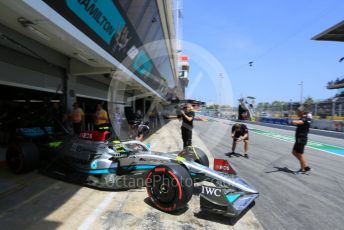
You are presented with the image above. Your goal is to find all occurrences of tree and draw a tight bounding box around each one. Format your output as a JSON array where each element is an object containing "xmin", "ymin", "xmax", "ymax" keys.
[
  {"xmin": 271, "ymin": 101, "xmax": 282, "ymax": 111},
  {"xmin": 304, "ymin": 97, "xmax": 314, "ymax": 105},
  {"xmin": 220, "ymin": 105, "xmax": 231, "ymax": 109},
  {"xmin": 263, "ymin": 102, "xmax": 270, "ymax": 111},
  {"xmin": 206, "ymin": 104, "xmax": 220, "ymax": 110},
  {"xmin": 257, "ymin": 103, "xmax": 264, "ymax": 109},
  {"xmin": 304, "ymin": 97, "xmax": 314, "ymax": 112}
]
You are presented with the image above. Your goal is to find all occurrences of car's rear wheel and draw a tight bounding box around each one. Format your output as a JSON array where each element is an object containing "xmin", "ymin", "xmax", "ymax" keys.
[
  {"xmin": 192, "ymin": 147, "xmax": 209, "ymax": 167},
  {"xmin": 146, "ymin": 164, "xmax": 193, "ymax": 212},
  {"xmin": 181, "ymin": 146, "xmax": 209, "ymax": 167},
  {"xmin": 6, "ymin": 143, "xmax": 40, "ymax": 173}
]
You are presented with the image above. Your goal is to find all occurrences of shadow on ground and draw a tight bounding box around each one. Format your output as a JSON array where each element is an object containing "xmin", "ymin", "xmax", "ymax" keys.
[
  {"xmin": 143, "ymin": 197, "xmax": 189, "ymax": 215},
  {"xmin": 0, "ymin": 168, "xmax": 76, "ymax": 229},
  {"xmin": 225, "ymin": 152, "xmax": 247, "ymax": 158},
  {"xmin": 194, "ymin": 201, "xmax": 256, "ymax": 226},
  {"xmin": 265, "ymin": 166, "xmax": 295, "ymax": 174}
]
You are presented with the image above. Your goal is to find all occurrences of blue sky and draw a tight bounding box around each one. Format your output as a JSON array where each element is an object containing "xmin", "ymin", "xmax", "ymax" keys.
[{"xmin": 182, "ymin": 0, "xmax": 344, "ymax": 105}]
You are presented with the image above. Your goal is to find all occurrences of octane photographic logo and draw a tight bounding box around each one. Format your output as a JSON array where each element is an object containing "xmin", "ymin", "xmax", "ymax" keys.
[
  {"xmin": 103, "ymin": 173, "xmax": 195, "ymax": 189},
  {"xmin": 108, "ymin": 39, "xmax": 233, "ymax": 147}
]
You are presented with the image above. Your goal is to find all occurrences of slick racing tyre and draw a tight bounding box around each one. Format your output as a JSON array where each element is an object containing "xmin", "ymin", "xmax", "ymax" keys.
[
  {"xmin": 6, "ymin": 143, "xmax": 40, "ymax": 173},
  {"xmin": 192, "ymin": 147, "xmax": 209, "ymax": 167},
  {"xmin": 146, "ymin": 164, "xmax": 193, "ymax": 212},
  {"xmin": 182, "ymin": 146, "xmax": 209, "ymax": 167}
]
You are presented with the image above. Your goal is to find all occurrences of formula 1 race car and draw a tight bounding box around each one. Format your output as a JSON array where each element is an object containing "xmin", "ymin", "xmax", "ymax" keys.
[{"xmin": 6, "ymin": 129, "xmax": 258, "ymax": 217}]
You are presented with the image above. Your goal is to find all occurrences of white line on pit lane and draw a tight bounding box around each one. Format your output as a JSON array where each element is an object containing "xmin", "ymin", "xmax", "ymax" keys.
[{"xmin": 78, "ymin": 193, "xmax": 117, "ymax": 230}]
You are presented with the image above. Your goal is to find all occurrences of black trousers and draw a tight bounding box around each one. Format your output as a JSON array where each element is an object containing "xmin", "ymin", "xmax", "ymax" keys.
[
  {"xmin": 73, "ymin": 122, "xmax": 82, "ymax": 135},
  {"xmin": 181, "ymin": 127, "xmax": 192, "ymax": 148}
]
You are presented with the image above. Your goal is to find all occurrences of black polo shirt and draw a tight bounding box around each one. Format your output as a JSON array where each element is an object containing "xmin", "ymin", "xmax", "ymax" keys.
[
  {"xmin": 182, "ymin": 111, "xmax": 195, "ymax": 129},
  {"xmin": 296, "ymin": 116, "xmax": 311, "ymax": 138},
  {"xmin": 232, "ymin": 124, "xmax": 248, "ymax": 137}
]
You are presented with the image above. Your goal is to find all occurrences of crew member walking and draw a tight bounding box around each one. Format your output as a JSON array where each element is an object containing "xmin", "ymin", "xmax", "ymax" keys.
[
  {"xmin": 179, "ymin": 103, "xmax": 195, "ymax": 148},
  {"xmin": 291, "ymin": 106, "xmax": 312, "ymax": 173},
  {"xmin": 231, "ymin": 123, "xmax": 249, "ymax": 158}
]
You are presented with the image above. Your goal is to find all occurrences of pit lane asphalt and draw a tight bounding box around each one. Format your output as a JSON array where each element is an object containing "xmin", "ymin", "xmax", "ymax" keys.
[
  {"xmin": 0, "ymin": 120, "xmax": 263, "ymax": 230},
  {"xmin": 194, "ymin": 118, "xmax": 344, "ymax": 230}
]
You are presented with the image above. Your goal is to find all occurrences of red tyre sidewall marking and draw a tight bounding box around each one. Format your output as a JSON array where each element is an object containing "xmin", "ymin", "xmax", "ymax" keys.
[
  {"xmin": 156, "ymin": 203, "xmax": 176, "ymax": 212},
  {"xmin": 168, "ymin": 171, "xmax": 182, "ymax": 200},
  {"xmin": 154, "ymin": 167, "xmax": 166, "ymax": 172},
  {"xmin": 146, "ymin": 171, "xmax": 153, "ymax": 197}
]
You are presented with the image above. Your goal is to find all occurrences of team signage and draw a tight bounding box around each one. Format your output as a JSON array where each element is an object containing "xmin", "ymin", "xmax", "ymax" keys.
[
  {"xmin": 42, "ymin": 0, "xmax": 167, "ymax": 96},
  {"xmin": 66, "ymin": 0, "xmax": 125, "ymax": 44}
]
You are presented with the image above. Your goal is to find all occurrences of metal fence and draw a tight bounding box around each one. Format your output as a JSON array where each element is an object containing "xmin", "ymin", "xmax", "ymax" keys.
[{"xmin": 256, "ymin": 98, "xmax": 344, "ymax": 120}]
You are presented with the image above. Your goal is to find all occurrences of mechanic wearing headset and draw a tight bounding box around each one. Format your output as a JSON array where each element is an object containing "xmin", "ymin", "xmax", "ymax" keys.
[{"xmin": 231, "ymin": 123, "xmax": 249, "ymax": 158}]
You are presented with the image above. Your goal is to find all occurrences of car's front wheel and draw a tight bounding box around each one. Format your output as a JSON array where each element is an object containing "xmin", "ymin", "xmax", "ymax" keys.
[
  {"xmin": 6, "ymin": 142, "xmax": 40, "ymax": 173},
  {"xmin": 146, "ymin": 164, "xmax": 193, "ymax": 212}
]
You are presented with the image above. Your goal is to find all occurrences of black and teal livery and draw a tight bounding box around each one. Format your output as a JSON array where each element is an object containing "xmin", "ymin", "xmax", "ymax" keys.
[{"xmin": 6, "ymin": 135, "xmax": 258, "ymax": 217}]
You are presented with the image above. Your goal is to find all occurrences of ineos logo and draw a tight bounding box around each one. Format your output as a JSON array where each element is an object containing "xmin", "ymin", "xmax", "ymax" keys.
[
  {"xmin": 219, "ymin": 165, "xmax": 230, "ymax": 170},
  {"xmin": 201, "ymin": 186, "xmax": 221, "ymax": 197},
  {"xmin": 80, "ymin": 133, "xmax": 93, "ymax": 139}
]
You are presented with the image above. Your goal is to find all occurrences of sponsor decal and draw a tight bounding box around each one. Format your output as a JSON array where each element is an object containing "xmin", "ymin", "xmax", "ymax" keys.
[
  {"xmin": 127, "ymin": 45, "xmax": 139, "ymax": 60},
  {"xmin": 201, "ymin": 186, "xmax": 222, "ymax": 197},
  {"xmin": 66, "ymin": 0, "xmax": 125, "ymax": 44},
  {"xmin": 91, "ymin": 159, "xmax": 98, "ymax": 169},
  {"xmin": 132, "ymin": 50, "xmax": 153, "ymax": 77},
  {"xmin": 80, "ymin": 132, "xmax": 93, "ymax": 139},
  {"xmin": 214, "ymin": 158, "xmax": 236, "ymax": 174},
  {"xmin": 42, "ymin": 0, "xmax": 170, "ymax": 98}
]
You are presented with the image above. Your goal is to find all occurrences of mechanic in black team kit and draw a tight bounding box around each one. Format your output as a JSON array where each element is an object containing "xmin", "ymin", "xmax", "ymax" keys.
[
  {"xmin": 231, "ymin": 123, "xmax": 249, "ymax": 158},
  {"xmin": 291, "ymin": 106, "xmax": 312, "ymax": 174},
  {"xmin": 179, "ymin": 103, "xmax": 195, "ymax": 148}
]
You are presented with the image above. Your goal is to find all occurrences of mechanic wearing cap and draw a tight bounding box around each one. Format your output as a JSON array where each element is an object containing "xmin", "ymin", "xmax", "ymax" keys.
[
  {"xmin": 231, "ymin": 123, "xmax": 249, "ymax": 158},
  {"xmin": 291, "ymin": 106, "xmax": 312, "ymax": 173},
  {"xmin": 179, "ymin": 103, "xmax": 195, "ymax": 148}
]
